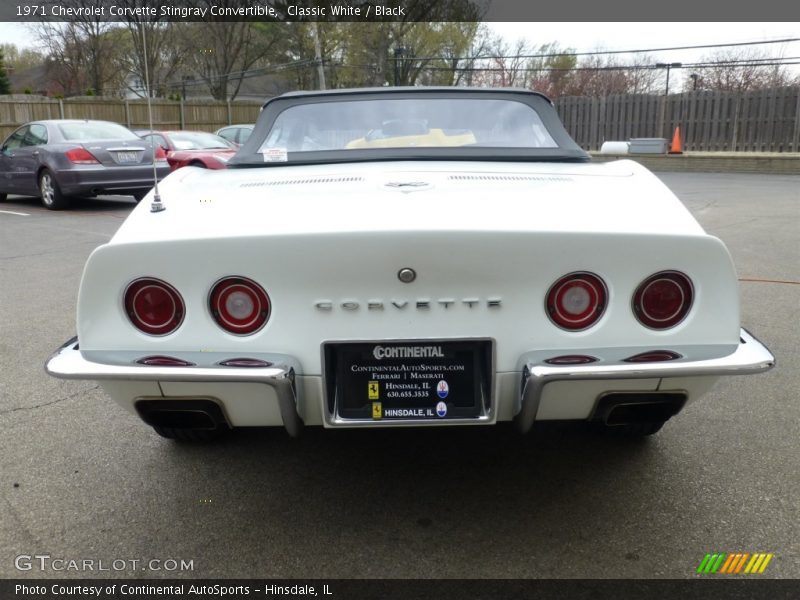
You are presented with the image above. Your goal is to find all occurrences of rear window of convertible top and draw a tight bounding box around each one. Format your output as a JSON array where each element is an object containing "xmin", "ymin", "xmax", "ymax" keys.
[{"xmin": 258, "ymin": 98, "xmax": 559, "ymax": 156}]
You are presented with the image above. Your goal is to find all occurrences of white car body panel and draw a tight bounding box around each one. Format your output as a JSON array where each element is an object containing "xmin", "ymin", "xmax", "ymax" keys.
[
  {"xmin": 110, "ymin": 160, "xmax": 706, "ymax": 243},
  {"xmin": 78, "ymin": 160, "xmax": 739, "ymax": 371}
]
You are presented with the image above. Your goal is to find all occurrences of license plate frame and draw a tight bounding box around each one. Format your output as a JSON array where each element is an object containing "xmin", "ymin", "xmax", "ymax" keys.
[{"xmin": 323, "ymin": 339, "xmax": 493, "ymax": 422}]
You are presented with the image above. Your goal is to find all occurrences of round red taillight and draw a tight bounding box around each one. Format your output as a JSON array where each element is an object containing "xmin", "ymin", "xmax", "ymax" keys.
[
  {"xmin": 209, "ymin": 277, "xmax": 270, "ymax": 335},
  {"xmin": 124, "ymin": 278, "xmax": 184, "ymax": 336},
  {"xmin": 545, "ymin": 272, "xmax": 607, "ymax": 331},
  {"xmin": 633, "ymin": 271, "xmax": 693, "ymax": 329}
]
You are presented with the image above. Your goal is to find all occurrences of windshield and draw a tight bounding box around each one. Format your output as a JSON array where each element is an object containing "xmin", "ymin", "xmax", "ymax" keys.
[
  {"xmin": 58, "ymin": 122, "xmax": 139, "ymax": 141},
  {"xmin": 169, "ymin": 132, "xmax": 234, "ymax": 151},
  {"xmin": 258, "ymin": 98, "xmax": 558, "ymax": 157}
]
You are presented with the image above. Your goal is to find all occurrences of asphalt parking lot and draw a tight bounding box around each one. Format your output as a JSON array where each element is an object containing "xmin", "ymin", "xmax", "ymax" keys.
[{"xmin": 1, "ymin": 172, "xmax": 798, "ymax": 580}]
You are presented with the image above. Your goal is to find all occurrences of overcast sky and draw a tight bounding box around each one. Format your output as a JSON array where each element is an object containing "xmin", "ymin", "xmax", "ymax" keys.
[
  {"xmin": 1, "ymin": 21, "xmax": 798, "ymax": 70},
  {"xmin": 491, "ymin": 22, "xmax": 799, "ymax": 66}
]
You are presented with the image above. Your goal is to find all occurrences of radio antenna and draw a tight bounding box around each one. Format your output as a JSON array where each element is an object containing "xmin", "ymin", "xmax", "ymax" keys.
[{"xmin": 141, "ymin": 23, "xmax": 165, "ymax": 213}]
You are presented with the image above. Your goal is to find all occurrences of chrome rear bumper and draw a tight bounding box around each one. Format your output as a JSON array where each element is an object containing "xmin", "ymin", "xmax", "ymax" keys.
[
  {"xmin": 514, "ymin": 328, "xmax": 775, "ymax": 433},
  {"xmin": 46, "ymin": 328, "xmax": 773, "ymax": 436},
  {"xmin": 44, "ymin": 337, "xmax": 303, "ymax": 437}
]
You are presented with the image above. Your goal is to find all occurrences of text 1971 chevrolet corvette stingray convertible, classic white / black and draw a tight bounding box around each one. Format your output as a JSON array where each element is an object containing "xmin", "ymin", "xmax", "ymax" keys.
[{"xmin": 46, "ymin": 87, "xmax": 774, "ymax": 441}]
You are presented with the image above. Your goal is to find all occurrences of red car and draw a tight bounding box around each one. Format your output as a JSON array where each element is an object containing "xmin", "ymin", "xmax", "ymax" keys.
[{"xmin": 138, "ymin": 130, "xmax": 237, "ymax": 171}]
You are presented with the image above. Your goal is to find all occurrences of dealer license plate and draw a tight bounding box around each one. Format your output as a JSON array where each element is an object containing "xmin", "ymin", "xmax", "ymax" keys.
[
  {"xmin": 324, "ymin": 340, "xmax": 492, "ymax": 421},
  {"xmin": 115, "ymin": 151, "xmax": 139, "ymax": 163}
]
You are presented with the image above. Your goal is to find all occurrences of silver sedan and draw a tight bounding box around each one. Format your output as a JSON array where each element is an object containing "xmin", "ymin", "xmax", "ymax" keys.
[{"xmin": 0, "ymin": 119, "xmax": 171, "ymax": 210}]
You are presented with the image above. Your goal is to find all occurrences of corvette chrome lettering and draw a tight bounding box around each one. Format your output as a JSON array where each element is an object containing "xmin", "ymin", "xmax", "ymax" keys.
[
  {"xmin": 314, "ymin": 298, "xmax": 501, "ymax": 311},
  {"xmin": 373, "ymin": 346, "xmax": 444, "ymax": 360}
]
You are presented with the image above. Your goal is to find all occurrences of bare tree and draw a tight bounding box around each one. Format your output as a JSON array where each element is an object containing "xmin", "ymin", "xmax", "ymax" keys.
[
  {"xmin": 330, "ymin": 22, "xmax": 395, "ymax": 88},
  {"xmin": 302, "ymin": 0, "xmax": 483, "ymax": 89},
  {"xmin": 526, "ymin": 43, "xmax": 578, "ymax": 98},
  {"xmin": 626, "ymin": 54, "xmax": 660, "ymax": 95},
  {"xmin": 450, "ymin": 24, "xmax": 494, "ymax": 86},
  {"xmin": 689, "ymin": 48, "xmax": 799, "ymax": 92},
  {"xmin": 114, "ymin": 6, "xmax": 188, "ymax": 99},
  {"xmin": 179, "ymin": 19, "xmax": 283, "ymax": 101},
  {"xmin": 276, "ymin": 22, "xmax": 324, "ymax": 90},
  {"xmin": 565, "ymin": 53, "xmax": 638, "ymax": 97},
  {"xmin": 389, "ymin": 22, "xmax": 485, "ymax": 87},
  {"xmin": 0, "ymin": 44, "xmax": 46, "ymax": 72},
  {"xmin": 470, "ymin": 35, "xmax": 533, "ymax": 88},
  {"xmin": 37, "ymin": 1, "xmax": 124, "ymax": 96},
  {"xmin": 0, "ymin": 48, "xmax": 10, "ymax": 94},
  {"xmin": 528, "ymin": 50, "xmax": 663, "ymax": 98}
]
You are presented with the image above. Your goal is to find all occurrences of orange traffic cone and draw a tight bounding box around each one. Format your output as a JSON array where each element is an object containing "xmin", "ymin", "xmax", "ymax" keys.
[{"xmin": 669, "ymin": 126, "xmax": 683, "ymax": 154}]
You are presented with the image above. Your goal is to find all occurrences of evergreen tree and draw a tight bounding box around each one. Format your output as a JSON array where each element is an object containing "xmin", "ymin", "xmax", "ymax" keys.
[{"xmin": 0, "ymin": 48, "xmax": 11, "ymax": 94}]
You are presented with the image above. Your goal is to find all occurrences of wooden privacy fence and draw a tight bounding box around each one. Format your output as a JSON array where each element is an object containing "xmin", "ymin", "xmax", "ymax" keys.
[
  {"xmin": 1, "ymin": 87, "xmax": 799, "ymax": 152},
  {"xmin": 555, "ymin": 87, "xmax": 800, "ymax": 152},
  {"xmin": 0, "ymin": 97, "xmax": 263, "ymax": 139}
]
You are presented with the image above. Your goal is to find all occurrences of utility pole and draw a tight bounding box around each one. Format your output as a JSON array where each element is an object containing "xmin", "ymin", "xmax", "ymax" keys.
[
  {"xmin": 656, "ymin": 62, "xmax": 682, "ymax": 96},
  {"xmin": 656, "ymin": 62, "xmax": 682, "ymax": 139},
  {"xmin": 313, "ymin": 22, "xmax": 326, "ymax": 90},
  {"xmin": 181, "ymin": 75, "xmax": 193, "ymax": 100},
  {"xmin": 394, "ymin": 46, "xmax": 406, "ymax": 86}
]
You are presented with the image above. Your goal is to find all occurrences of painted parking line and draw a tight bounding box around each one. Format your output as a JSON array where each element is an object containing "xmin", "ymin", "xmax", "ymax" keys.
[
  {"xmin": 739, "ymin": 277, "xmax": 800, "ymax": 285},
  {"xmin": 0, "ymin": 210, "xmax": 30, "ymax": 216}
]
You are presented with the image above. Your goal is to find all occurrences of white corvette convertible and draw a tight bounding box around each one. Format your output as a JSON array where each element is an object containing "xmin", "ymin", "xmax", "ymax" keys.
[{"xmin": 46, "ymin": 87, "xmax": 774, "ymax": 441}]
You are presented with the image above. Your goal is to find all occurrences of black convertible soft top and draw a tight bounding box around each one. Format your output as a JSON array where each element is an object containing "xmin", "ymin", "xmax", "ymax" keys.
[{"xmin": 228, "ymin": 87, "xmax": 589, "ymax": 168}]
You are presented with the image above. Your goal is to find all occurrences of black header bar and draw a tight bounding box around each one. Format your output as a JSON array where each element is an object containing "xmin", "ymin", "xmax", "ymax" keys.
[
  {"xmin": 3, "ymin": 579, "xmax": 800, "ymax": 600},
  {"xmin": 2, "ymin": 0, "xmax": 799, "ymax": 22}
]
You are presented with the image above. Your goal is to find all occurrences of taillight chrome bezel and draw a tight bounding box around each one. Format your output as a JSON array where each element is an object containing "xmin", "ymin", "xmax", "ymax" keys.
[
  {"xmin": 632, "ymin": 270, "xmax": 694, "ymax": 330},
  {"xmin": 545, "ymin": 271, "xmax": 608, "ymax": 331},
  {"xmin": 623, "ymin": 350, "xmax": 682, "ymax": 363},
  {"xmin": 544, "ymin": 354, "xmax": 599, "ymax": 365},
  {"xmin": 218, "ymin": 358, "xmax": 273, "ymax": 368},
  {"xmin": 135, "ymin": 355, "xmax": 195, "ymax": 366},
  {"xmin": 209, "ymin": 276, "xmax": 271, "ymax": 336},
  {"xmin": 124, "ymin": 278, "xmax": 185, "ymax": 336}
]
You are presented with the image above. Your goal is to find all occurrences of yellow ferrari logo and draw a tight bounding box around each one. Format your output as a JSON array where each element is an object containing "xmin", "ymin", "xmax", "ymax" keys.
[
  {"xmin": 368, "ymin": 381, "xmax": 380, "ymax": 400},
  {"xmin": 372, "ymin": 402, "xmax": 382, "ymax": 419}
]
